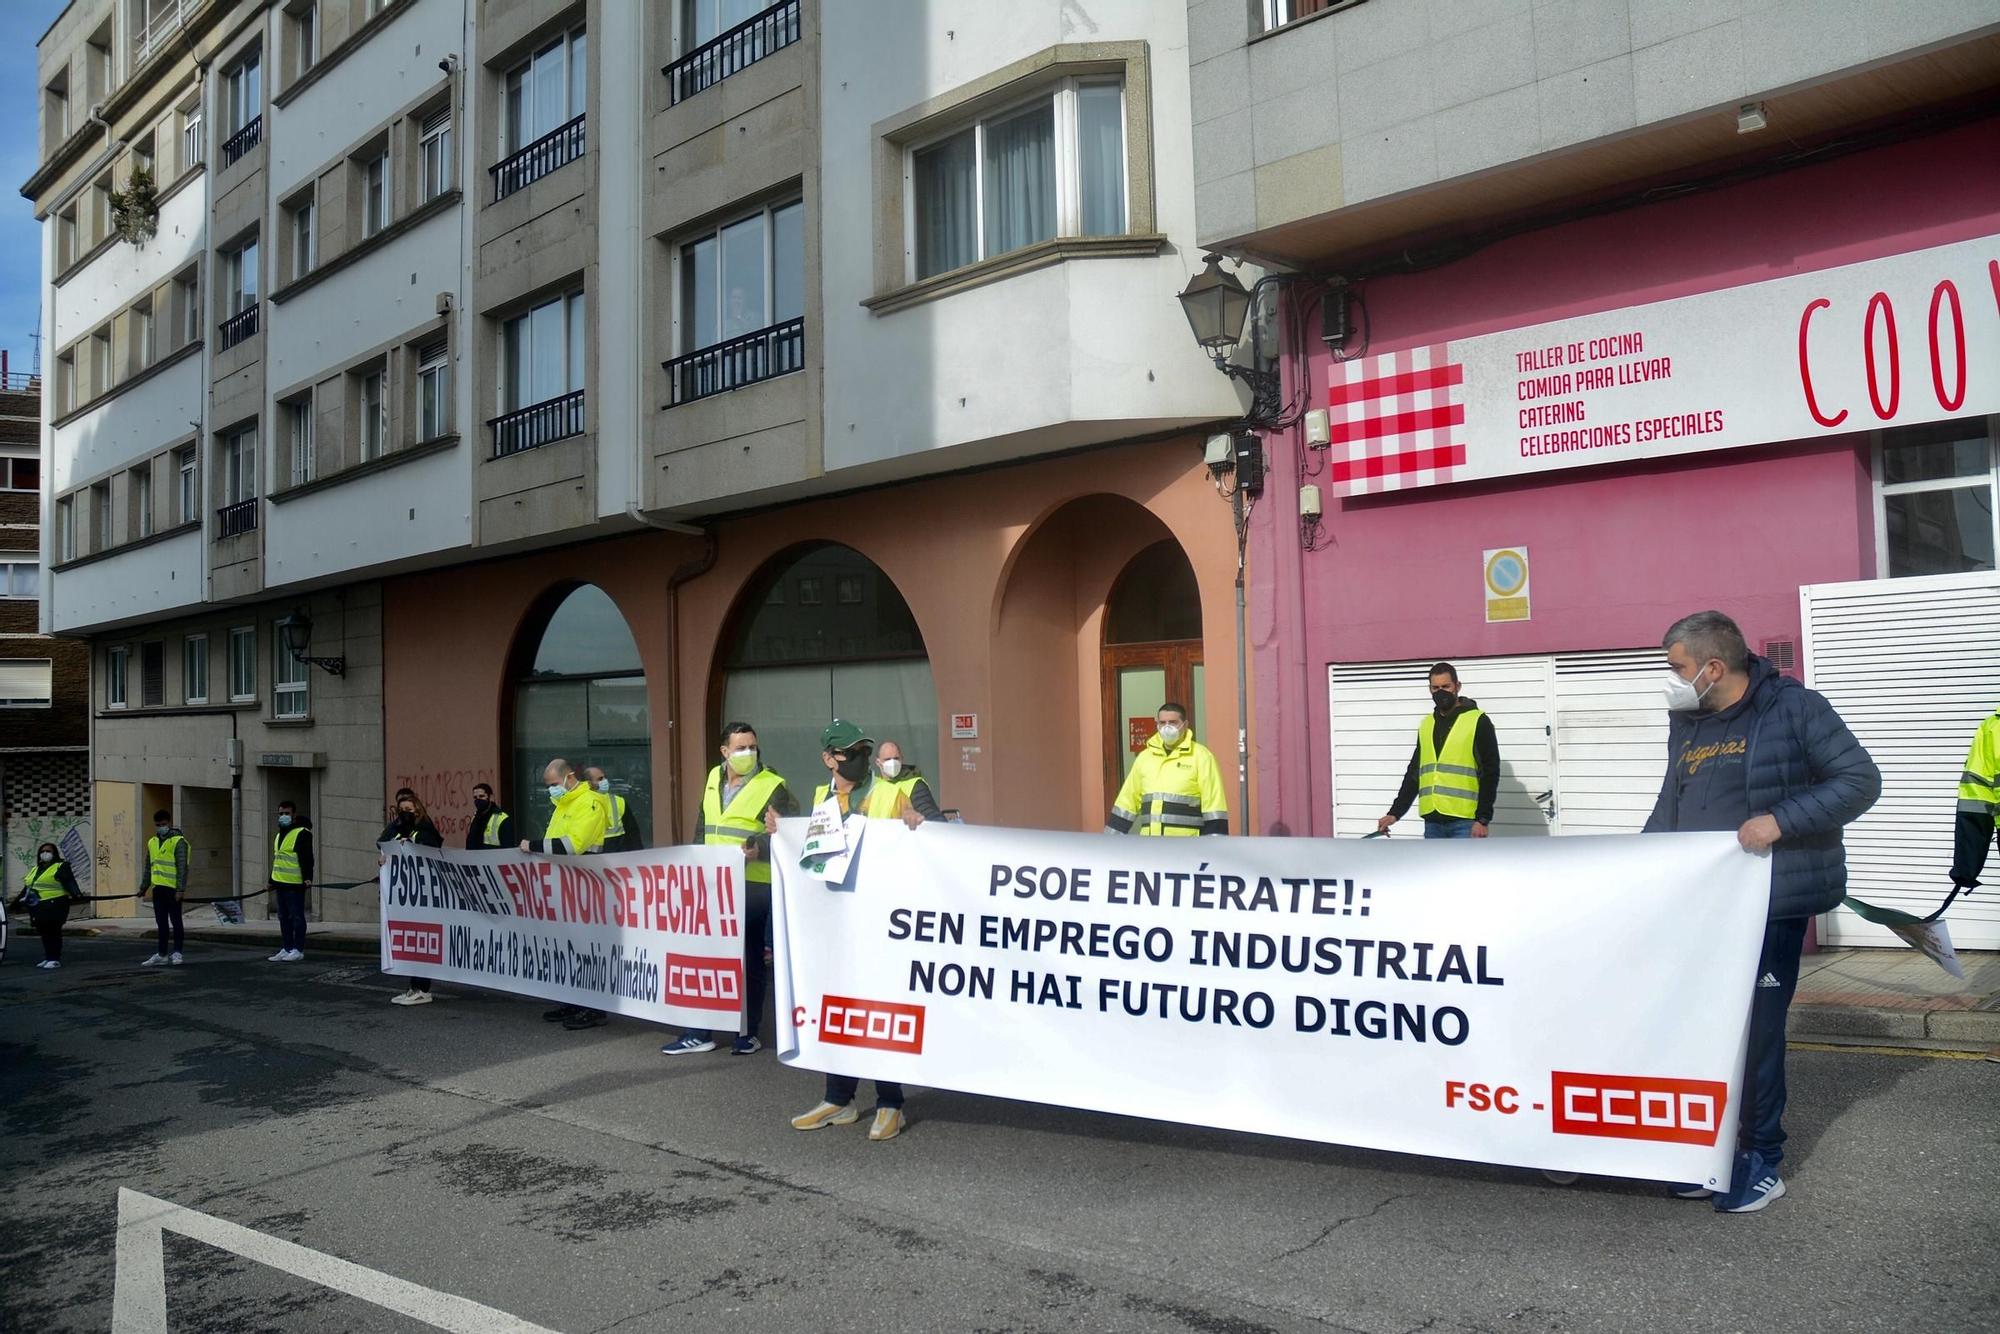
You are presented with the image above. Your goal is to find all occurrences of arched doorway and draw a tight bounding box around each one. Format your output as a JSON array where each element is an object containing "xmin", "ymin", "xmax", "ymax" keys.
[
  {"xmin": 510, "ymin": 585, "xmax": 651, "ymax": 845},
  {"xmin": 1102, "ymin": 540, "xmax": 1204, "ymax": 797},
  {"xmin": 714, "ymin": 543, "xmax": 939, "ymax": 805}
]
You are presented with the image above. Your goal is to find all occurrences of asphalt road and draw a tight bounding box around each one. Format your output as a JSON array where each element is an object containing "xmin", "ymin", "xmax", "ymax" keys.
[{"xmin": 2, "ymin": 938, "xmax": 1994, "ymax": 1334}]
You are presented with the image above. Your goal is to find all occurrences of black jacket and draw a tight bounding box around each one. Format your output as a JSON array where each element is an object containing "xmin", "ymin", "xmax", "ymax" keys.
[
  {"xmin": 1389, "ymin": 699, "xmax": 1501, "ymax": 825},
  {"xmin": 467, "ymin": 806, "xmax": 515, "ymax": 851},
  {"xmin": 378, "ymin": 816, "xmax": 444, "ymax": 848}
]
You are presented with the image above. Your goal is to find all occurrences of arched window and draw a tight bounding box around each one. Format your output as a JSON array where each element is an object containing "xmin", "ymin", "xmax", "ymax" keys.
[
  {"xmin": 717, "ymin": 544, "xmax": 939, "ymax": 803},
  {"xmin": 1102, "ymin": 539, "xmax": 1204, "ymax": 786},
  {"xmin": 512, "ymin": 585, "xmax": 649, "ymax": 843}
]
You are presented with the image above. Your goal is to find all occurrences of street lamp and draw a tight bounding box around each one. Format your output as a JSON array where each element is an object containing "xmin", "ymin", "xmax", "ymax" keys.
[
  {"xmin": 275, "ymin": 610, "xmax": 346, "ymax": 677},
  {"xmin": 1176, "ymin": 254, "xmax": 1281, "ymax": 421}
]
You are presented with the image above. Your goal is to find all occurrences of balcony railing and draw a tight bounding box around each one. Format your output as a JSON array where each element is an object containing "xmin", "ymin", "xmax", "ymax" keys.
[
  {"xmin": 134, "ymin": 0, "xmax": 198, "ymax": 67},
  {"xmin": 664, "ymin": 317, "xmax": 804, "ymax": 406},
  {"xmin": 664, "ymin": 0, "xmax": 802, "ymax": 105},
  {"xmin": 216, "ymin": 498, "xmax": 258, "ymax": 539},
  {"xmin": 221, "ymin": 115, "xmax": 262, "ymax": 168},
  {"xmin": 491, "ymin": 115, "xmax": 586, "ymax": 202},
  {"xmin": 490, "ymin": 389, "xmax": 585, "ymax": 457},
  {"xmin": 218, "ymin": 303, "xmax": 259, "ymax": 351}
]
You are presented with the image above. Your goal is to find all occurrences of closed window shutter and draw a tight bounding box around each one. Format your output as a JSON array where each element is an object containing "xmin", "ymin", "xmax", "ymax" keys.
[
  {"xmin": 0, "ymin": 659, "xmax": 53, "ymax": 704},
  {"xmin": 141, "ymin": 642, "xmax": 165, "ymax": 707},
  {"xmin": 1805, "ymin": 572, "xmax": 2000, "ymax": 949}
]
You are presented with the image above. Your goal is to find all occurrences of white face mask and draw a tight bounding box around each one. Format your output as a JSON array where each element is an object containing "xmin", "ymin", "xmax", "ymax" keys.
[
  {"xmin": 547, "ymin": 783, "xmax": 567, "ymax": 802},
  {"xmin": 1156, "ymin": 723, "xmax": 1185, "ymax": 747},
  {"xmin": 594, "ymin": 779, "xmax": 611, "ymax": 793},
  {"xmin": 1662, "ymin": 664, "xmax": 1717, "ymax": 713},
  {"xmin": 878, "ymin": 758, "xmax": 903, "ymax": 779},
  {"xmin": 727, "ymin": 748, "xmax": 758, "ymax": 776}
]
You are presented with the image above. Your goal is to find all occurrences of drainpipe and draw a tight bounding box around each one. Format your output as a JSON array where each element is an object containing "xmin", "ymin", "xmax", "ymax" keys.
[
  {"xmin": 662, "ymin": 528, "xmax": 718, "ymax": 844},
  {"xmin": 227, "ymin": 715, "xmax": 242, "ymax": 910}
]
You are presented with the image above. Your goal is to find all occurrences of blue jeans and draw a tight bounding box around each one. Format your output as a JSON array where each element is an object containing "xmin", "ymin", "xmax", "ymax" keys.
[
  {"xmin": 274, "ymin": 887, "xmax": 308, "ymax": 951},
  {"xmin": 826, "ymin": 1074, "xmax": 903, "ymax": 1110},
  {"xmin": 1740, "ymin": 917, "xmax": 1808, "ymax": 1166},
  {"xmin": 1423, "ymin": 817, "xmax": 1476, "ymax": 839}
]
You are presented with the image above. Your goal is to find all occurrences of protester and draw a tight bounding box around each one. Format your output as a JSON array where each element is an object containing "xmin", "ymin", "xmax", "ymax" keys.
[
  {"xmin": 585, "ymin": 765, "xmax": 646, "ymax": 852},
  {"xmin": 140, "ymin": 808, "xmax": 189, "ymax": 966},
  {"xmin": 14, "ymin": 841, "xmax": 89, "ymax": 968},
  {"xmin": 527, "ymin": 758, "xmax": 612, "ymax": 1029},
  {"xmin": 381, "ymin": 791, "xmax": 445, "ymax": 1005},
  {"xmin": 466, "ymin": 782, "xmax": 515, "ymax": 851},
  {"xmin": 1107, "ymin": 703, "xmax": 1229, "ymax": 836},
  {"xmin": 1950, "ymin": 706, "xmax": 1999, "ymax": 890},
  {"xmin": 875, "ymin": 741, "xmax": 945, "ymax": 822},
  {"xmin": 268, "ymin": 800, "xmax": 314, "ymax": 962},
  {"xmin": 1643, "ymin": 610, "xmax": 1880, "ymax": 1214},
  {"xmin": 1378, "ymin": 662, "xmax": 1501, "ymax": 839},
  {"xmin": 788, "ymin": 719, "xmax": 923, "ymax": 1142}
]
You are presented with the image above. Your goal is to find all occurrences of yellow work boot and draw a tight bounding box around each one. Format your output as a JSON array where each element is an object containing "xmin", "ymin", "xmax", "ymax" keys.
[
  {"xmin": 868, "ymin": 1108, "xmax": 907, "ymax": 1142},
  {"xmin": 791, "ymin": 1101, "xmax": 858, "ymax": 1131}
]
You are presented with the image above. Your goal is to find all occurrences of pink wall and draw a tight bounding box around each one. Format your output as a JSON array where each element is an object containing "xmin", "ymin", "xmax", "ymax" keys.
[{"xmin": 1251, "ymin": 117, "xmax": 2000, "ymax": 837}]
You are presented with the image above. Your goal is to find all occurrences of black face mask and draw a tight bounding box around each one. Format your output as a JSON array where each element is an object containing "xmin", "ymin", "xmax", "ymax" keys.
[
  {"xmin": 835, "ymin": 752, "xmax": 870, "ymax": 783},
  {"xmin": 1431, "ymin": 689, "xmax": 1457, "ymax": 711},
  {"xmin": 398, "ymin": 811, "xmax": 416, "ymax": 826},
  {"xmin": 474, "ymin": 797, "xmax": 491, "ymax": 812}
]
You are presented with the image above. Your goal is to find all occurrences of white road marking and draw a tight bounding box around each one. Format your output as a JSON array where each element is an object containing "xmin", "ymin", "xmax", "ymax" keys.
[{"xmin": 111, "ymin": 1187, "xmax": 562, "ymax": 1333}]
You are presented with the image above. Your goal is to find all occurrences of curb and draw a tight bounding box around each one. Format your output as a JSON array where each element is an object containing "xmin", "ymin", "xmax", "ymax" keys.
[
  {"xmin": 1789, "ymin": 1002, "xmax": 2000, "ymax": 1048},
  {"xmin": 58, "ymin": 925, "xmax": 382, "ymax": 958}
]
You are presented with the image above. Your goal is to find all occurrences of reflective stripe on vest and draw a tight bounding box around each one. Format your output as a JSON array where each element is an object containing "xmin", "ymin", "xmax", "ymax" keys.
[
  {"xmin": 272, "ymin": 827, "xmax": 305, "ymax": 884},
  {"xmin": 28, "ymin": 862, "xmax": 65, "ymax": 901},
  {"xmin": 704, "ymin": 766, "xmax": 784, "ymax": 884},
  {"xmin": 1416, "ymin": 708, "xmax": 1485, "ymax": 819},
  {"xmin": 605, "ymin": 794, "xmax": 626, "ymax": 840},
  {"xmin": 147, "ymin": 835, "xmax": 184, "ymax": 889},
  {"xmin": 1958, "ymin": 714, "xmax": 2000, "ymax": 814},
  {"xmin": 482, "ymin": 809, "xmax": 511, "ymax": 847},
  {"xmin": 813, "ymin": 781, "xmax": 905, "ymax": 820}
]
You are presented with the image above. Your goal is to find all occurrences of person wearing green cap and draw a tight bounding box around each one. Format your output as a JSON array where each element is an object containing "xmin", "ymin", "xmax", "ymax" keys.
[{"xmin": 787, "ymin": 717, "xmax": 924, "ymax": 1142}]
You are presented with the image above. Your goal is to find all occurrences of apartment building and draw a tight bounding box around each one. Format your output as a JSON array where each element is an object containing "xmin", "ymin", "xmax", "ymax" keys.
[
  {"xmin": 1188, "ymin": 0, "xmax": 2000, "ymax": 946},
  {"xmin": 32, "ymin": 0, "xmax": 1249, "ymax": 903}
]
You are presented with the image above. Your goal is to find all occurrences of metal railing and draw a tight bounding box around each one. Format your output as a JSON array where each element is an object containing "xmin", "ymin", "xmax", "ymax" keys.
[
  {"xmin": 218, "ymin": 303, "xmax": 259, "ymax": 351},
  {"xmin": 664, "ymin": 0, "xmax": 802, "ymax": 105},
  {"xmin": 221, "ymin": 115, "xmax": 262, "ymax": 168},
  {"xmin": 134, "ymin": 0, "xmax": 199, "ymax": 67},
  {"xmin": 664, "ymin": 317, "xmax": 804, "ymax": 406},
  {"xmin": 490, "ymin": 389, "xmax": 585, "ymax": 457},
  {"xmin": 490, "ymin": 115, "xmax": 586, "ymax": 201},
  {"xmin": 216, "ymin": 498, "xmax": 258, "ymax": 539}
]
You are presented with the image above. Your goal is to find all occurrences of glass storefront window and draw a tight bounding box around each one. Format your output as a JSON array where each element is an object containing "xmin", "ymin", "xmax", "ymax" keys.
[
  {"xmin": 1876, "ymin": 418, "xmax": 1999, "ymax": 578},
  {"xmin": 513, "ymin": 585, "xmax": 649, "ymax": 845}
]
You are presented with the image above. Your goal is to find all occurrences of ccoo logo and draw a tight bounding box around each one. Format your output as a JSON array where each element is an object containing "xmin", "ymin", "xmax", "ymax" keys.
[
  {"xmin": 819, "ymin": 995, "xmax": 925, "ymax": 1054},
  {"xmin": 1550, "ymin": 1071, "xmax": 1728, "ymax": 1146},
  {"xmin": 665, "ymin": 953, "xmax": 744, "ymax": 1012},
  {"xmin": 386, "ymin": 920, "xmax": 443, "ymax": 965}
]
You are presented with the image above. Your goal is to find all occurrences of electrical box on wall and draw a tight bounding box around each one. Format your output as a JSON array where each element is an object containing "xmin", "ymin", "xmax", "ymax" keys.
[
  {"xmin": 1303, "ymin": 409, "xmax": 1330, "ymax": 448},
  {"xmin": 1299, "ymin": 484, "xmax": 1323, "ymax": 518},
  {"xmin": 1234, "ymin": 434, "xmax": 1266, "ymax": 493}
]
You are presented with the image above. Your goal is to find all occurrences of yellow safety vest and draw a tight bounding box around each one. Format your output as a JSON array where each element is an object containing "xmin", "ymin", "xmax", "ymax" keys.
[
  {"xmin": 481, "ymin": 808, "xmax": 511, "ymax": 847},
  {"xmin": 704, "ymin": 766, "xmax": 784, "ymax": 885},
  {"xmin": 272, "ymin": 827, "xmax": 305, "ymax": 884},
  {"xmin": 1958, "ymin": 712, "xmax": 2000, "ymax": 817},
  {"xmin": 814, "ymin": 780, "xmax": 908, "ymax": 821},
  {"xmin": 546, "ymin": 782, "xmax": 608, "ymax": 854},
  {"xmin": 28, "ymin": 862, "xmax": 66, "ymax": 901},
  {"xmin": 1109, "ymin": 732, "xmax": 1229, "ymax": 836},
  {"xmin": 1417, "ymin": 708, "xmax": 1485, "ymax": 820},
  {"xmin": 147, "ymin": 834, "xmax": 185, "ymax": 889},
  {"xmin": 604, "ymin": 793, "xmax": 626, "ymax": 841}
]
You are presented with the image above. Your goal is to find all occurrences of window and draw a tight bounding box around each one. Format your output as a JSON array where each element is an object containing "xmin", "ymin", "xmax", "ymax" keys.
[
  {"xmin": 91, "ymin": 330, "xmax": 113, "ymax": 395},
  {"xmin": 228, "ymin": 626, "xmax": 256, "ymax": 701},
  {"xmin": 361, "ymin": 150, "xmax": 388, "ymax": 238},
  {"xmin": 224, "ymin": 51, "xmax": 261, "ymax": 134},
  {"xmin": 359, "ymin": 368, "xmax": 386, "ymax": 460},
  {"xmin": 56, "ymin": 207, "xmax": 77, "ymax": 270},
  {"xmin": 93, "ymin": 483, "xmax": 113, "ymax": 551},
  {"xmin": 133, "ymin": 298, "xmax": 156, "ymax": 370},
  {"xmin": 1260, "ymin": 0, "xmax": 1355, "ymax": 32},
  {"xmin": 289, "ymin": 2, "xmax": 318, "ymax": 79},
  {"xmin": 177, "ymin": 446, "xmax": 198, "ymax": 523},
  {"xmin": 90, "ymin": 174, "xmax": 113, "ymax": 243},
  {"xmin": 910, "ymin": 79, "xmax": 1126, "ymax": 280},
  {"xmin": 682, "ymin": 0, "xmax": 769, "ymax": 49},
  {"xmin": 44, "ymin": 77, "xmax": 70, "ymax": 153},
  {"xmin": 836, "ymin": 574, "xmax": 864, "ymax": 605},
  {"xmin": 183, "ymin": 633, "xmax": 208, "ymax": 705},
  {"xmin": 141, "ymin": 641, "xmax": 166, "ymax": 707},
  {"xmin": 796, "ymin": 576, "xmax": 822, "ymax": 605},
  {"xmin": 58, "ymin": 498, "xmax": 76, "ymax": 562},
  {"xmin": 133, "ymin": 463, "xmax": 154, "ymax": 538},
  {"xmin": 681, "ymin": 198, "xmax": 803, "ymax": 351},
  {"xmin": 221, "ymin": 426, "xmax": 257, "ymax": 504},
  {"xmin": 502, "ymin": 292, "xmax": 585, "ymax": 411},
  {"xmin": 175, "ymin": 270, "xmax": 200, "ymax": 347},
  {"xmin": 287, "ymin": 196, "xmax": 315, "ymax": 278},
  {"xmin": 1875, "ymin": 417, "xmax": 1999, "ymax": 577},
  {"xmin": 417, "ymin": 341, "xmax": 449, "ymax": 440},
  {"xmin": 226, "ymin": 239, "xmax": 259, "ymax": 313},
  {"xmin": 108, "ymin": 645, "xmax": 129, "ymax": 707},
  {"xmin": 1, "ymin": 457, "xmax": 39, "ymax": 491},
  {"xmin": 286, "ymin": 397, "xmax": 314, "ymax": 485},
  {"xmin": 180, "ymin": 100, "xmax": 203, "ymax": 169},
  {"xmin": 0, "ymin": 659, "xmax": 53, "ymax": 709},
  {"xmin": 504, "ymin": 29, "xmax": 586, "ymax": 154},
  {"xmin": 56, "ymin": 352, "xmax": 76, "ymax": 414},
  {"xmin": 0, "ymin": 561, "xmax": 38, "ymax": 598},
  {"xmin": 420, "ymin": 110, "xmax": 453, "ymax": 203},
  {"xmin": 274, "ymin": 636, "xmax": 309, "ymax": 719}
]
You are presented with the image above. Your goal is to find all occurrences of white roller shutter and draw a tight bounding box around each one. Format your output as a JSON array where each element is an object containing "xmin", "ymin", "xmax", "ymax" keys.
[
  {"xmin": 0, "ymin": 659, "xmax": 52, "ymax": 706},
  {"xmin": 1552, "ymin": 651, "xmax": 1669, "ymax": 836},
  {"xmin": 1803, "ymin": 571, "xmax": 2000, "ymax": 949}
]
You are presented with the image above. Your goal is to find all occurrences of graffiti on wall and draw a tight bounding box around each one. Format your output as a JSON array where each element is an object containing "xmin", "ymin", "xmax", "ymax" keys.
[
  {"xmin": 6, "ymin": 816, "xmax": 91, "ymax": 895},
  {"xmin": 393, "ymin": 768, "xmax": 481, "ymax": 842}
]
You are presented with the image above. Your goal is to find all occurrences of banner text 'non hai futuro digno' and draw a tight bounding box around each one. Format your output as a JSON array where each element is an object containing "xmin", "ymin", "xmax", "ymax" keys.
[{"xmin": 772, "ymin": 822, "xmax": 1767, "ymax": 1187}]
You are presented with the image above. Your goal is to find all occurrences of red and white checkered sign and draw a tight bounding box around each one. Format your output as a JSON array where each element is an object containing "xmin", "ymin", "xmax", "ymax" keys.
[{"xmin": 1325, "ymin": 345, "xmax": 1467, "ymax": 496}]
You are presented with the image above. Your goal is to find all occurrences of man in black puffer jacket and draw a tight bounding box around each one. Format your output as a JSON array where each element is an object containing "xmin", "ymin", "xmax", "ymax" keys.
[{"xmin": 1645, "ymin": 610, "xmax": 1880, "ymax": 1215}]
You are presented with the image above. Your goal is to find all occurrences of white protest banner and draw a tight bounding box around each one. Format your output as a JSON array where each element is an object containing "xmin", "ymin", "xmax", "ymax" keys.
[
  {"xmin": 1327, "ymin": 231, "xmax": 2000, "ymax": 495},
  {"xmin": 773, "ymin": 822, "xmax": 1768, "ymax": 1186},
  {"xmin": 379, "ymin": 842, "xmax": 748, "ymax": 1027}
]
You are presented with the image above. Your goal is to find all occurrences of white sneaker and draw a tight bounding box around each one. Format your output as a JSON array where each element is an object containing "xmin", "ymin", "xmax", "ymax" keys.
[
  {"xmin": 268, "ymin": 949, "xmax": 290, "ymax": 962},
  {"xmin": 169, "ymin": 952, "xmax": 184, "ymax": 965},
  {"xmin": 37, "ymin": 960, "xmax": 59, "ymax": 969},
  {"xmin": 390, "ymin": 989, "xmax": 433, "ymax": 1006},
  {"xmin": 142, "ymin": 953, "xmax": 168, "ymax": 966},
  {"xmin": 284, "ymin": 950, "xmax": 304, "ymax": 962}
]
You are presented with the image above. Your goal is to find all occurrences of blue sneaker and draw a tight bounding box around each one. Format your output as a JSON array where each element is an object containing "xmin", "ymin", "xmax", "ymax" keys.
[
  {"xmin": 1714, "ymin": 1152, "xmax": 1785, "ymax": 1213},
  {"xmin": 660, "ymin": 1033, "xmax": 716, "ymax": 1056},
  {"xmin": 731, "ymin": 1035, "xmax": 762, "ymax": 1055}
]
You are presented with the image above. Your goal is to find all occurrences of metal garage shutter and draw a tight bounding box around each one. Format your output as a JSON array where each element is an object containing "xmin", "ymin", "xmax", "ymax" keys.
[
  {"xmin": 1804, "ymin": 571, "xmax": 2000, "ymax": 949},
  {"xmin": 1328, "ymin": 656, "xmax": 1553, "ymax": 837},
  {"xmin": 1551, "ymin": 651, "xmax": 1669, "ymax": 836}
]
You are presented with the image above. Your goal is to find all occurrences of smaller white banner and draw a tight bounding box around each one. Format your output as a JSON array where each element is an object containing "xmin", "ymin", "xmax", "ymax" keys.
[{"xmin": 379, "ymin": 842, "xmax": 747, "ymax": 1027}]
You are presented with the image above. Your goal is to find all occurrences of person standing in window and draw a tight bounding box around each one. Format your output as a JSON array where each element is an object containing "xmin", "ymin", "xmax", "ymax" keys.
[
  {"xmin": 14, "ymin": 842, "xmax": 89, "ymax": 968},
  {"xmin": 140, "ymin": 808, "xmax": 190, "ymax": 966},
  {"xmin": 382, "ymin": 789, "xmax": 445, "ymax": 1005},
  {"xmin": 1377, "ymin": 663, "xmax": 1500, "ymax": 839},
  {"xmin": 267, "ymin": 800, "xmax": 313, "ymax": 962}
]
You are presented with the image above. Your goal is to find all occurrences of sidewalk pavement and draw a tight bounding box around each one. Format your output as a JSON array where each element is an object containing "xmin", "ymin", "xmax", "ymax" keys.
[{"xmin": 51, "ymin": 915, "xmax": 2000, "ymax": 1051}]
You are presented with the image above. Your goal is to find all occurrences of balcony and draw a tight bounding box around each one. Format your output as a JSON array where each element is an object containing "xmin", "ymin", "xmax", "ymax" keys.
[
  {"xmin": 216, "ymin": 498, "xmax": 258, "ymax": 539},
  {"xmin": 663, "ymin": 0, "xmax": 802, "ymax": 105},
  {"xmin": 221, "ymin": 115, "xmax": 262, "ymax": 168},
  {"xmin": 664, "ymin": 317, "xmax": 804, "ymax": 406},
  {"xmin": 134, "ymin": 0, "xmax": 199, "ymax": 69},
  {"xmin": 490, "ymin": 389, "xmax": 585, "ymax": 457},
  {"xmin": 491, "ymin": 115, "xmax": 586, "ymax": 202},
  {"xmin": 218, "ymin": 304, "xmax": 259, "ymax": 351}
]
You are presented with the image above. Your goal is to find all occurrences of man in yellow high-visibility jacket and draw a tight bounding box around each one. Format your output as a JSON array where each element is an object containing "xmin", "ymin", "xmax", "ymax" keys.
[
  {"xmin": 1377, "ymin": 662, "xmax": 1500, "ymax": 839},
  {"xmin": 1107, "ymin": 703, "xmax": 1229, "ymax": 837},
  {"xmin": 1951, "ymin": 708, "xmax": 2000, "ymax": 889},
  {"xmin": 140, "ymin": 808, "xmax": 190, "ymax": 965}
]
